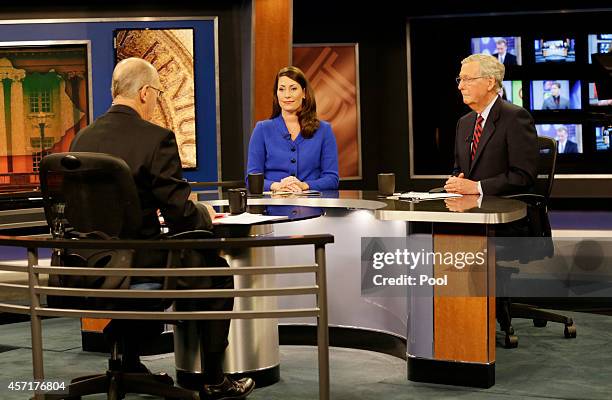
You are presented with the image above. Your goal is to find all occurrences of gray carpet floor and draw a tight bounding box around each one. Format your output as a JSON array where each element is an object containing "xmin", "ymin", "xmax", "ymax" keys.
[{"xmin": 0, "ymin": 310, "xmax": 611, "ymax": 399}]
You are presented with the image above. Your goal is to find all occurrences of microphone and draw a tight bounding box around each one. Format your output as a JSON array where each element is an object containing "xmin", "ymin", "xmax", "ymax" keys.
[{"xmin": 465, "ymin": 133, "xmax": 473, "ymax": 143}]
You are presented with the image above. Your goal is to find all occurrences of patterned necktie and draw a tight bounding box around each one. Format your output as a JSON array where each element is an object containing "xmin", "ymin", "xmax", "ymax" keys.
[{"xmin": 471, "ymin": 115, "xmax": 484, "ymax": 161}]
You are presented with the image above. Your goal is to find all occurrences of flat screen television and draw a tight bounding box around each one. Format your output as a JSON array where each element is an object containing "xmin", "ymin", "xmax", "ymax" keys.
[
  {"xmin": 534, "ymin": 38, "xmax": 575, "ymax": 63},
  {"xmin": 588, "ymin": 82, "xmax": 612, "ymax": 106},
  {"xmin": 592, "ymin": 53, "xmax": 612, "ymax": 101},
  {"xmin": 530, "ymin": 80, "xmax": 581, "ymax": 110},
  {"xmin": 535, "ymin": 124, "xmax": 583, "ymax": 154},
  {"xmin": 501, "ymin": 80, "xmax": 523, "ymax": 106},
  {"xmin": 588, "ymin": 34, "xmax": 612, "ymax": 63},
  {"xmin": 595, "ymin": 126, "xmax": 611, "ymax": 151},
  {"xmin": 470, "ymin": 36, "xmax": 522, "ymax": 65}
]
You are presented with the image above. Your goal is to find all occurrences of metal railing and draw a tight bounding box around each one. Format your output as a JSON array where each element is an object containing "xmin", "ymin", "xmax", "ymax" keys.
[{"xmin": 0, "ymin": 233, "xmax": 333, "ymax": 400}]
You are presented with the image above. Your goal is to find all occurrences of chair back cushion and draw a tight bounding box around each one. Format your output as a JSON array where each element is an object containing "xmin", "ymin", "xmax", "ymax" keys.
[
  {"xmin": 534, "ymin": 136, "xmax": 557, "ymax": 199},
  {"xmin": 40, "ymin": 152, "xmax": 142, "ymax": 239}
]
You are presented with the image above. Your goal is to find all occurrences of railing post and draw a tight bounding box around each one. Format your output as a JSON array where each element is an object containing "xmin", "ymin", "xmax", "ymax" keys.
[
  {"xmin": 315, "ymin": 244, "xmax": 330, "ymax": 400},
  {"xmin": 27, "ymin": 247, "xmax": 45, "ymax": 400}
]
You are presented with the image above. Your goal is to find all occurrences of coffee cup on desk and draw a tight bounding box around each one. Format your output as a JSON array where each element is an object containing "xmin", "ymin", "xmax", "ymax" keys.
[
  {"xmin": 228, "ymin": 188, "xmax": 247, "ymax": 214},
  {"xmin": 377, "ymin": 173, "xmax": 395, "ymax": 196},
  {"xmin": 247, "ymin": 173, "xmax": 264, "ymax": 196}
]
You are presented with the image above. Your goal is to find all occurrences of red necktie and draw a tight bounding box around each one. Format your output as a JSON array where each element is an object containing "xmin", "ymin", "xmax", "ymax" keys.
[{"xmin": 471, "ymin": 115, "xmax": 484, "ymax": 161}]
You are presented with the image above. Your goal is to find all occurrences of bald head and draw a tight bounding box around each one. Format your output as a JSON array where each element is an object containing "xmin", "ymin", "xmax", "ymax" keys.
[{"xmin": 111, "ymin": 57, "xmax": 160, "ymax": 99}]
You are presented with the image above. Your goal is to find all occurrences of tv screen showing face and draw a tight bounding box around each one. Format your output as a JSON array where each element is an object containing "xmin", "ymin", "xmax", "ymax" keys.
[
  {"xmin": 534, "ymin": 39, "xmax": 575, "ymax": 63},
  {"xmin": 588, "ymin": 82, "xmax": 612, "ymax": 106},
  {"xmin": 536, "ymin": 124, "xmax": 583, "ymax": 154},
  {"xmin": 530, "ymin": 80, "xmax": 581, "ymax": 110},
  {"xmin": 595, "ymin": 126, "xmax": 611, "ymax": 151},
  {"xmin": 588, "ymin": 34, "xmax": 612, "ymax": 63},
  {"xmin": 501, "ymin": 80, "xmax": 523, "ymax": 106},
  {"xmin": 470, "ymin": 36, "xmax": 521, "ymax": 66}
]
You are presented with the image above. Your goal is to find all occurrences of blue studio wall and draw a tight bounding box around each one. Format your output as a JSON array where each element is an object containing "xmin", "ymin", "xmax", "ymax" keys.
[{"xmin": 0, "ymin": 18, "xmax": 218, "ymax": 182}]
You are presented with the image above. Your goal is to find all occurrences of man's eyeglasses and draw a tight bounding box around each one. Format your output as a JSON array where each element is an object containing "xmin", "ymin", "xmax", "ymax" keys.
[
  {"xmin": 142, "ymin": 85, "xmax": 164, "ymax": 96},
  {"xmin": 455, "ymin": 76, "xmax": 487, "ymax": 85}
]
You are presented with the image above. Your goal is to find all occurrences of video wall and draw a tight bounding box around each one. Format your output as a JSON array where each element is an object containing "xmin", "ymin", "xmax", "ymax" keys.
[{"xmin": 409, "ymin": 11, "xmax": 612, "ymax": 177}]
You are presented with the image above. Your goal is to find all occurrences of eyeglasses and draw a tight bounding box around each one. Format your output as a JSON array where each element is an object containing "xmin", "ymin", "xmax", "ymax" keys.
[
  {"xmin": 142, "ymin": 85, "xmax": 164, "ymax": 96},
  {"xmin": 455, "ymin": 76, "xmax": 487, "ymax": 85},
  {"xmin": 149, "ymin": 85, "xmax": 164, "ymax": 96}
]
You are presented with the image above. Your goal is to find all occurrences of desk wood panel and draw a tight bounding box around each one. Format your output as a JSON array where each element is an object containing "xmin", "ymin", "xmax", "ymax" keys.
[{"xmin": 433, "ymin": 232, "xmax": 494, "ymax": 364}]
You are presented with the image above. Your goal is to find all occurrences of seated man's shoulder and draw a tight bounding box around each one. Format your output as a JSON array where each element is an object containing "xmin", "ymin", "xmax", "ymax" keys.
[
  {"xmin": 136, "ymin": 118, "xmax": 174, "ymax": 138},
  {"xmin": 499, "ymin": 100, "xmax": 531, "ymax": 116}
]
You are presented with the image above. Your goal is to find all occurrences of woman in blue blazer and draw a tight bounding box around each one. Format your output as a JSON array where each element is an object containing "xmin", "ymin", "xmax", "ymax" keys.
[{"xmin": 247, "ymin": 66, "xmax": 339, "ymax": 193}]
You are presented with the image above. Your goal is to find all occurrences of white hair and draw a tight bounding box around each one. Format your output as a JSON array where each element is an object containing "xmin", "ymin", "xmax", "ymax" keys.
[
  {"xmin": 111, "ymin": 57, "xmax": 159, "ymax": 98},
  {"xmin": 461, "ymin": 54, "xmax": 505, "ymax": 90}
]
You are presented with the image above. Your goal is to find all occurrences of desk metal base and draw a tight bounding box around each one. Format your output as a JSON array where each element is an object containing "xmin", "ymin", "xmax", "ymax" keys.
[{"xmin": 407, "ymin": 356, "xmax": 495, "ymax": 388}]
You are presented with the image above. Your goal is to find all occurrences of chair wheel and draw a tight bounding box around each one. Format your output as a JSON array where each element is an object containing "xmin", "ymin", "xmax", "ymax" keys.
[
  {"xmin": 533, "ymin": 318, "xmax": 547, "ymax": 327},
  {"xmin": 564, "ymin": 323, "xmax": 577, "ymax": 338},
  {"xmin": 504, "ymin": 334, "xmax": 518, "ymax": 348}
]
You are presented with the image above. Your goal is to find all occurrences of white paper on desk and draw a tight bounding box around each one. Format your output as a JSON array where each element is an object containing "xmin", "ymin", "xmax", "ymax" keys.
[
  {"xmin": 262, "ymin": 190, "xmax": 321, "ymax": 196},
  {"xmin": 213, "ymin": 212, "xmax": 288, "ymax": 225},
  {"xmin": 399, "ymin": 191, "xmax": 463, "ymax": 200}
]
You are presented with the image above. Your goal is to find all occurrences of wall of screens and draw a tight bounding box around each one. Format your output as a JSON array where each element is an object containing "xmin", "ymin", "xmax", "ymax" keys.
[{"xmin": 409, "ymin": 11, "xmax": 612, "ymax": 178}]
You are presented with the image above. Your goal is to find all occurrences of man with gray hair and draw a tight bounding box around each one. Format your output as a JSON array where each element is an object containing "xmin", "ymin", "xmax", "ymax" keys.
[
  {"xmin": 444, "ymin": 53, "xmax": 538, "ymax": 195},
  {"xmin": 70, "ymin": 58, "xmax": 254, "ymax": 399},
  {"xmin": 493, "ymin": 38, "xmax": 517, "ymax": 66}
]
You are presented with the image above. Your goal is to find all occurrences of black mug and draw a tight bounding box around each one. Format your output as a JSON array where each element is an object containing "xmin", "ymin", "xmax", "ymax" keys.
[
  {"xmin": 377, "ymin": 173, "xmax": 395, "ymax": 196},
  {"xmin": 228, "ymin": 188, "xmax": 247, "ymax": 214},
  {"xmin": 247, "ymin": 173, "xmax": 264, "ymax": 196}
]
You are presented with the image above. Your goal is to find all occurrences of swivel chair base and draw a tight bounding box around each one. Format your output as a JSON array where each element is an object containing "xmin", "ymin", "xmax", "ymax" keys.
[
  {"xmin": 511, "ymin": 303, "xmax": 577, "ymax": 339},
  {"xmin": 40, "ymin": 345, "xmax": 198, "ymax": 400},
  {"xmin": 498, "ymin": 299, "xmax": 577, "ymax": 349}
]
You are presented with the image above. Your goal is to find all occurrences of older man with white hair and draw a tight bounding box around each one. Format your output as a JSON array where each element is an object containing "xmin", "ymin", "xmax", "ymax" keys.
[
  {"xmin": 444, "ymin": 53, "xmax": 538, "ymax": 196},
  {"xmin": 70, "ymin": 57, "xmax": 254, "ymax": 399}
]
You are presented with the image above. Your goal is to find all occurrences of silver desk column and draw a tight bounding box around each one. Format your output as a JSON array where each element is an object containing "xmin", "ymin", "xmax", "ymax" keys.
[{"xmin": 174, "ymin": 224, "xmax": 281, "ymax": 388}]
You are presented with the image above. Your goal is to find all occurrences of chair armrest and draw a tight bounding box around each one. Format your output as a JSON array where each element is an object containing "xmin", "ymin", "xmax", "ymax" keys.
[{"xmin": 503, "ymin": 193, "xmax": 547, "ymax": 208}]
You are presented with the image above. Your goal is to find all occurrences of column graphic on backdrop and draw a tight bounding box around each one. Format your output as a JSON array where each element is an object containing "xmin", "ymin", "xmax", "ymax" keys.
[
  {"xmin": 0, "ymin": 43, "xmax": 89, "ymax": 191},
  {"xmin": 114, "ymin": 29, "xmax": 197, "ymax": 169},
  {"xmin": 293, "ymin": 44, "xmax": 362, "ymax": 179}
]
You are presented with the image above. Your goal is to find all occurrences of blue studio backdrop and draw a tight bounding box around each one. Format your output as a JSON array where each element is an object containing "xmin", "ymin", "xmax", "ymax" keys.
[{"xmin": 0, "ymin": 17, "xmax": 218, "ymax": 182}]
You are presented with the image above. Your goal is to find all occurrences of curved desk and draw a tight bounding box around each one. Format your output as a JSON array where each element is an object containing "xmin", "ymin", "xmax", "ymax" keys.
[
  {"xmin": 195, "ymin": 191, "xmax": 525, "ymax": 389},
  {"xmin": 0, "ymin": 191, "xmax": 526, "ymax": 389}
]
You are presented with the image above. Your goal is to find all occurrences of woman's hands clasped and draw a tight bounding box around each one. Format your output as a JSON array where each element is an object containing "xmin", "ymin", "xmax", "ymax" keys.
[{"xmin": 270, "ymin": 176, "xmax": 309, "ymax": 193}]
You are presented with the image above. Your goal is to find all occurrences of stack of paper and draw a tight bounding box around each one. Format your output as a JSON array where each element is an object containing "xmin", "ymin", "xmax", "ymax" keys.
[
  {"xmin": 213, "ymin": 212, "xmax": 288, "ymax": 225},
  {"xmin": 399, "ymin": 191, "xmax": 462, "ymax": 200}
]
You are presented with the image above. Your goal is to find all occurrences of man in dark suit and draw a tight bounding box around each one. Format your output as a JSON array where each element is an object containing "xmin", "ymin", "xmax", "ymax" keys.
[
  {"xmin": 556, "ymin": 125, "xmax": 579, "ymax": 154},
  {"xmin": 445, "ymin": 54, "xmax": 540, "ymax": 345},
  {"xmin": 70, "ymin": 58, "xmax": 254, "ymax": 399},
  {"xmin": 493, "ymin": 38, "xmax": 518, "ymax": 67},
  {"xmin": 445, "ymin": 54, "xmax": 538, "ymax": 196},
  {"xmin": 542, "ymin": 82, "xmax": 570, "ymax": 110}
]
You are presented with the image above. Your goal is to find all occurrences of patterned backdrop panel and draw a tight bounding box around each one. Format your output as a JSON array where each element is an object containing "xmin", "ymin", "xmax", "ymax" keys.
[
  {"xmin": 293, "ymin": 44, "xmax": 361, "ymax": 179},
  {"xmin": 115, "ymin": 29, "xmax": 197, "ymax": 169}
]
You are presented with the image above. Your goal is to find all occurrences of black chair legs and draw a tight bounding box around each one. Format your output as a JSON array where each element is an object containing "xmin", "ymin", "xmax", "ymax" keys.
[
  {"xmin": 511, "ymin": 303, "xmax": 577, "ymax": 338},
  {"xmin": 41, "ymin": 371, "xmax": 198, "ymax": 400},
  {"xmin": 497, "ymin": 298, "xmax": 518, "ymax": 348}
]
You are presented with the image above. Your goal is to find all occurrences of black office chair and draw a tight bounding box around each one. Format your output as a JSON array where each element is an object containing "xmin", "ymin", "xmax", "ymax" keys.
[
  {"xmin": 40, "ymin": 152, "xmax": 198, "ymax": 400},
  {"xmin": 498, "ymin": 136, "xmax": 577, "ymax": 348}
]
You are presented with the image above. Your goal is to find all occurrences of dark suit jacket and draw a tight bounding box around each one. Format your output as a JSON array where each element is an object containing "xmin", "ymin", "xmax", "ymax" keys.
[
  {"xmin": 454, "ymin": 97, "xmax": 538, "ymax": 195},
  {"xmin": 542, "ymin": 95, "xmax": 570, "ymax": 110},
  {"xmin": 70, "ymin": 105, "xmax": 211, "ymax": 238},
  {"xmin": 558, "ymin": 139, "xmax": 578, "ymax": 154},
  {"xmin": 493, "ymin": 52, "xmax": 517, "ymax": 66}
]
